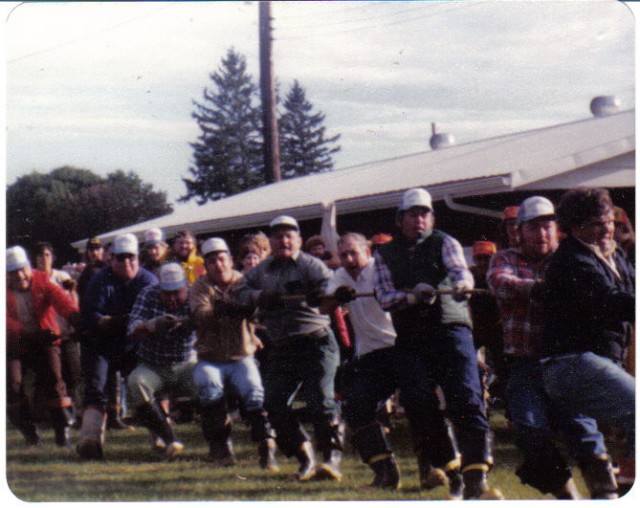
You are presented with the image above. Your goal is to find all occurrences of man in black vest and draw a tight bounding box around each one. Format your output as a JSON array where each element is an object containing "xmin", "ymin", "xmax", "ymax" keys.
[{"xmin": 374, "ymin": 188, "xmax": 502, "ymax": 500}]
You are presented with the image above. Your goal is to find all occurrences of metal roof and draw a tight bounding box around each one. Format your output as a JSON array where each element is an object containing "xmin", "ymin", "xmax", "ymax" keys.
[{"xmin": 72, "ymin": 108, "xmax": 635, "ymax": 250}]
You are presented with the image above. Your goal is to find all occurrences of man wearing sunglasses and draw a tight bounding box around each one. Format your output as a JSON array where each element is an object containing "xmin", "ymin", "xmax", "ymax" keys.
[{"xmin": 77, "ymin": 233, "xmax": 158, "ymax": 459}]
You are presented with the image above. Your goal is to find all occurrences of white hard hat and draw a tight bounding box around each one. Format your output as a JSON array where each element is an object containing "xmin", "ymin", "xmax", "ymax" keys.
[
  {"xmin": 112, "ymin": 234, "xmax": 139, "ymax": 255},
  {"xmin": 399, "ymin": 188, "xmax": 433, "ymax": 212},
  {"xmin": 516, "ymin": 196, "xmax": 556, "ymax": 225},
  {"xmin": 6, "ymin": 246, "xmax": 30, "ymax": 272},
  {"xmin": 158, "ymin": 262, "xmax": 187, "ymax": 291},
  {"xmin": 201, "ymin": 237, "xmax": 230, "ymax": 257}
]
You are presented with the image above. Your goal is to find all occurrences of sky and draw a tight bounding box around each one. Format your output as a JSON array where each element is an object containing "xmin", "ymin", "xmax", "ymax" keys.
[{"xmin": 1, "ymin": 0, "xmax": 636, "ymax": 205}]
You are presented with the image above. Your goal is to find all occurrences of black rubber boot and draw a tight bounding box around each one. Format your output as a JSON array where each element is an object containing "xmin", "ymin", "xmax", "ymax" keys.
[
  {"xmin": 200, "ymin": 400, "xmax": 236, "ymax": 466},
  {"xmin": 367, "ymin": 455, "xmax": 401, "ymax": 490},
  {"xmin": 247, "ymin": 409, "xmax": 279, "ymax": 471},
  {"xmin": 50, "ymin": 406, "xmax": 75, "ymax": 448},
  {"xmin": 8, "ymin": 401, "xmax": 41, "ymax": 447},
  {"xmin": 580, "ymin": 455, "xmax": 619, "ymax": 499},
  {"xmin": 445, "ymin": 467, "xmax": 464, "ymax": 500},
  {"xmin": 135, "ymin": 400, "xmax": 183, "ymax": 457},
  {"xmin": 462, "ymin": 465, "xmax": 504, "ymax": 500}
]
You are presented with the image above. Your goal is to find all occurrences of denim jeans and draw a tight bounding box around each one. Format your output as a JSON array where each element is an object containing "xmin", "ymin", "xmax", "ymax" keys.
[
  {"xmin": 194, "ymin": 356, "xmax": 265, "ymax": 412},
  {"xmin": 127, "ymin": 360, "xmax": 197, "ymax": 409},
  {"xmin": 506, "ymin": 357, "xmax": 607, "ymax": 463},
  {"xmin": 542, "ymin": 351, "xmax": 635, "ymax": 456}
]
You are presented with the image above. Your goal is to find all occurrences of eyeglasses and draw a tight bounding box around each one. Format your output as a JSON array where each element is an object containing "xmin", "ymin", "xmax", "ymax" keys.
[{"xmin": 115, "ymin": 253, "xmax": 136, "ymax": 262}]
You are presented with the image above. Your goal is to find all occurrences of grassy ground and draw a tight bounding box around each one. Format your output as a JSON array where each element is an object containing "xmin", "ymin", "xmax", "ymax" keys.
[{"xmin": 4, "ymin": 408, "xmax": 602, "ymax": 503}]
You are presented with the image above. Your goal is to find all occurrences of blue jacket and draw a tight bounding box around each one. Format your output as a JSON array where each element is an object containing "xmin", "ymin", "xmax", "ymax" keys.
[
  {"xmin": 81, "ymin": 266, "xmax": 158, "ymax": 341},
  {"xmin": 541, "ymin": 235, "xmax": 635, "ymax": 363}
]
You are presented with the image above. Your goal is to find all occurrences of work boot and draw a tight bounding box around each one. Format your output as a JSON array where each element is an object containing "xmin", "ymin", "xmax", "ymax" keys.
[
  {"xmin": 294, "ymin": 441, "xmax": 317, "ymax": 481},
  {"xmin": 462, "ymin": 465, "xmax": 504, "ymax": 500},
  {"xmin": 258, "ymin": 438, "xmax": 280, "ymax": 472},
  {"xmin": 316, "ymin": 448, "xmax": 343, "ymax": 481},
  {"xmin": 581, "ymin": 455, "xmax": 619, "ymax": 499},
  {"xmin": 552, "ymin": 478, "xmax": 582, "ymax": 500},
  {"xmin": 364, "ymin": 454, "xmax": 401, "ymax": 490},
  {"xmin": 77, "ymin": 406, "xmax": 106, "ymax": 460}
]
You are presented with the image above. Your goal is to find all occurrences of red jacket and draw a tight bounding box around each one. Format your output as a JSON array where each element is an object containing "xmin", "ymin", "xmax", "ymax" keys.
[{"xmin": 6, "ymin": 270, "xmax": 79, "ymax": 352}]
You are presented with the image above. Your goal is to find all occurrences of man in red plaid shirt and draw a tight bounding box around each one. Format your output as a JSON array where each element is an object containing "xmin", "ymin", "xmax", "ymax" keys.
[{"xmin": 487, "ymin": 196, "xmax": 612, "ymax": 499}]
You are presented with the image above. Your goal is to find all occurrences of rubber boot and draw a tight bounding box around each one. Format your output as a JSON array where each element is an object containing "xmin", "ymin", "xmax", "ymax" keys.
[
  {"xmin": 552, "ymin": 478, "xmax": 582, "ymax": 500},
  {"xmin": 580, "ymin": 455, "xmax": 619, "ymax": 499},
  {"xmin": 247, "ymin": 409, "xmax": 279, "ymax": 471},
  {"xmin": 8, "ymin": 400, "xmax": 42, "ymax": 447},
  {"xmin": 445, "ymin": 464, "xmax": 464, "ymax": 500},
  {"xmin": 258, "ymin": 438, "xmax": 280, "ymax": 472},
  {"xmin": 366, "ymin": 454, "xmax": 401, "ymax": 490},
  {"xmin": 294, "ymin": 441, "xmax": 317, "ymax": 481},
  {"xmin": 315, "ymin": 420, "xmax": 344, "ymax": 481},
  {"xmin": 418, "ymin": 450, "xmax": 447, "ymax": 490},
  {"xmin": 135, "ymin": 400, "xmax": 184, "ymax": 457},
  {"xmin": 50, "ymin": 406, "xmax": 75, "ymax": 448},
  {"xmin": 200, "ymin": 401, "xmax": 236, "ymax": 466},
  {"xmin": 462, "ymin": 464, "xmax": 504, "ymax": 500},
  {"xmin": 77, "ymin": 406, "xmax": 106, "ymax": 460}
]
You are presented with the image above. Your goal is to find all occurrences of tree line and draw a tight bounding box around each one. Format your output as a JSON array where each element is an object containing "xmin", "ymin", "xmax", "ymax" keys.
[{"xmin": 7, "ymin": 48, "xmax": 341, "ymax": 264}]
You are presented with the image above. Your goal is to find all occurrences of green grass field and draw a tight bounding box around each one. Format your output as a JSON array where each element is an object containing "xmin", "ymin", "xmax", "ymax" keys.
[{"xmin": 5, "ymin": 409, "xmax": 605, "ymax": 503}]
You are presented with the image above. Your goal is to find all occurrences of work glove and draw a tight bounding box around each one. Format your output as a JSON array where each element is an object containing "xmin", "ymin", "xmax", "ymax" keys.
[
  {"xmin": 35, "ymin": 329, "xmax": 59, "ymax": 345},
  {"xmin": 452, "ymin": 281, "xmax": 473, "ymax": 302},
  {"xmin": 257, "ymin": 289, "xmax": 282, "ymax": 309},
  {"xmin": 62, "ymin": 279, "xmax": 77, "ymax": 292},
  {"xmin": 100, "ymin": 314, "xmax": 130, "ymax": 335},
  {"xmin": 334, "ymin": 285, "xmax": 357, "ymax": 304},
  {"xmin": 144, "ymin": 314, "xmax": 181, "ymax": 334},
  {"xmin": 305, "ymin": 289, "xmax": 324, "ymax": 308},
  {"xmin": 407, "ymin": 282, "xmax": 436, "ymax": 306}
]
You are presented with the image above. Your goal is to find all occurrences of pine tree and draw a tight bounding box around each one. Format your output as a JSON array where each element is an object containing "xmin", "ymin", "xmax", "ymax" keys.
[
  {"xmin": 180, "ymin": 49, "xmax": 264, "ymax": 204},
  {"xmin": 279, "ymin": 80, "xmax": 341, "ymax": 179}
]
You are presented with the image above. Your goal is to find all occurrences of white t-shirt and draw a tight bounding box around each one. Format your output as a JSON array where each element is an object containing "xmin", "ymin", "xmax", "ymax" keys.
[{"xmin": 326, "ymin": 258, "xmax": 396, "ymax": 357}]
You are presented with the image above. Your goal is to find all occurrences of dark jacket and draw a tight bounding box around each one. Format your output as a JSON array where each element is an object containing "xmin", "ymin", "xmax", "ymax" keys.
[{"xmin": 541, "ymin": 235, "xmax": 635, "ymax": 363}]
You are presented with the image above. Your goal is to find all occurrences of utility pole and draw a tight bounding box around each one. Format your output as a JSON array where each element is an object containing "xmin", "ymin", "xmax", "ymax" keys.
[{"xmin": 259, "ymin": 1, "xmax": 281, "ymax": 184}]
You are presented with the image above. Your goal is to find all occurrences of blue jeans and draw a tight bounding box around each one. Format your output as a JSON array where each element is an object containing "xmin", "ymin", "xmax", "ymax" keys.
[
  {"xmin": 542, "ymin": 352, "xmax": 635, "ymax": 456},
  {"xmin": 506, "ymin": 357, "xmax": 607, "ymax": 492},
  {"xmin": 194, "ymin": 356, "xmax": 264, "ymax": 412}
]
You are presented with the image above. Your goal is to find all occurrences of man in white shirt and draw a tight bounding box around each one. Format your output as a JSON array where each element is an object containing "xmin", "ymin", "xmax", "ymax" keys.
[{"xmin": 323, "ymin": 232, "xmax": 461, "ymax": 496}]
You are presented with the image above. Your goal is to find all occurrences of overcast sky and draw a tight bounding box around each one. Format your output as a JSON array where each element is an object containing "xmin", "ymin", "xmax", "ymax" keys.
[{"xmin": 2, "ymin": 0, "xmax": 635, "ymax": 204}]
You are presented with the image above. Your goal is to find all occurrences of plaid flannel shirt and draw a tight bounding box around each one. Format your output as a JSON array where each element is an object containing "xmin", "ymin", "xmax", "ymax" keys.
[
  {"xmin": 486, "ymin": 247, "xmax": 551, "ymax": 357},
  {"xmin": 127, "ymin": 285, "xmax": 196, "ymax": 366}
]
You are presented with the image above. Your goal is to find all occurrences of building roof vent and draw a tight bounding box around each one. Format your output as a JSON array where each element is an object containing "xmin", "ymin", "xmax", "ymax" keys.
[
  {"xmin": 590, "ymin": 95, "xmax": 621, "ymax": 117},
  {"xmin": 429, "ymin": 122, "xmax": 455, "ymax": 150}
]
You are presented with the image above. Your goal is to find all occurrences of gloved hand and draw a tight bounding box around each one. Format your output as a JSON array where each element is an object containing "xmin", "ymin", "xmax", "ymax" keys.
[
  {"xmin": 305, "ymin": 290, "xmax": 324, "ymax": 308},
  {"xmin": 62, "ymin": 279, "xmax": 77, "ymax": 291},
  {"xmin": 35, "ymin": 329, "xmax": 59, "ymax": 344},
  {"xmin": 334, "ymin": 285, "xmax": 357, "ymax": 304},
  {"xmin": 530, "ymin": 280, "xmax": 545, "ymax": 302},
  {"xmin": 407, "ymin": 282, "xmax": 436, "ymax": 306},
  {"xmin": 452, "ymin": 281, "xmax": 473, "ymax": 302},
  {"xmin": 145, "ymin": 314, "xmax": 180, "ymax": 334},
  {"xmin": 257, "ymin": 290, "xmax": 282, "ymax": 309}
]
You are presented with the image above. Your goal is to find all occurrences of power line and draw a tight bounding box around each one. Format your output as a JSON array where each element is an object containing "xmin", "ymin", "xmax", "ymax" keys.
[
  {"xmin": 275, "ymin": 1, "xmax": 485, "ymax": 41},
  {"xmin": 7, "ymin": 3, "xmax": 175, "ymax": 64}
]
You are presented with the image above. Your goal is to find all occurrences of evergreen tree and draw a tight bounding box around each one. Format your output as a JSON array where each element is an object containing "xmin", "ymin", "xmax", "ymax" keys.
[
  {"xmin": 279, "ymin": 80, "xmax": 341, "ymax": 179},
  {"xmin": 180, "ymin": 49, "xmax": 263, "ymax": 204}
]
